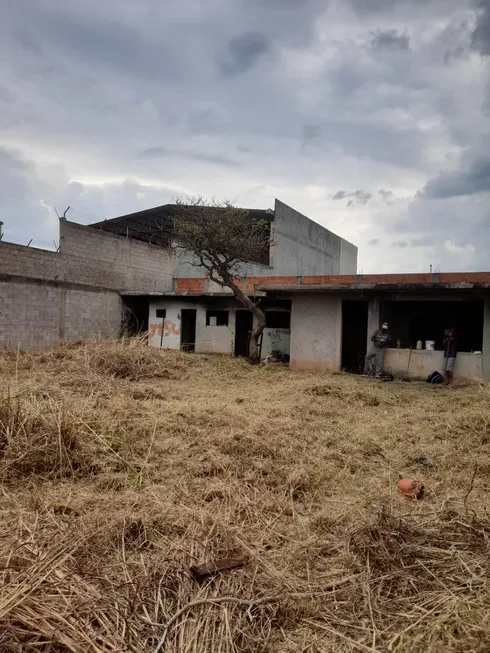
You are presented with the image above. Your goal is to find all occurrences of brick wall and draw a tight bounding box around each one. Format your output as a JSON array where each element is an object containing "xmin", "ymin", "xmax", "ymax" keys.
[
  {"xmin": 175, "ymin": 278, "xmax": 205, "ymax": 293},
  {"xmin": 0, "ymin": 277, "xmax": 122, "ymax": 349},
  {"xmin": 60, "ymin": 220, "xmax": 174, "ymax": 292}
]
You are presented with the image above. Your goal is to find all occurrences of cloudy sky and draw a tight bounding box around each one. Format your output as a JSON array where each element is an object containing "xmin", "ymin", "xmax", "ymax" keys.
[{"xmin": 1, "ymin": 0, "xmax": 489, "ymax": 273}]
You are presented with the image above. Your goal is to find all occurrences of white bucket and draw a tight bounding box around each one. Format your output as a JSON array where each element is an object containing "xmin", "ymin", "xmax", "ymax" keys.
[{"xmin": 425, "ymin": 340, "xmax": 435, "ymax": 351}]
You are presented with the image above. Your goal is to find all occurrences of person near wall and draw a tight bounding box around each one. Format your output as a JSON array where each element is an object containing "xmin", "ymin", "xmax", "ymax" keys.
[
  {"xmin": 364, "ymin": 322, "xmax": 390, "ymax": 378},
  {"xmin": 443, "ymin": 327, "xmax": 456, "ymax": 385}
]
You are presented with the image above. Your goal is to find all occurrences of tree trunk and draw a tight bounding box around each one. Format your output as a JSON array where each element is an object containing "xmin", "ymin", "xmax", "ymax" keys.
[
  {"xmin": 219, "ymin": 271, "xmax": 266, "ymax": 364},
  {"xmin": 248, "ymin": 304, "xmax": 266, "ymax": 364}
]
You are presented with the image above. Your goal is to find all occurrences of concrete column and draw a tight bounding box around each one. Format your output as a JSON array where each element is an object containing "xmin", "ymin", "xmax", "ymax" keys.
[
  {"xmin": 483, "ymin": 298, "xmax": 490, "ymax": 381},
  {"xmin": 366, "ymin": 297, "xmax": 380, "ymax": 351}
]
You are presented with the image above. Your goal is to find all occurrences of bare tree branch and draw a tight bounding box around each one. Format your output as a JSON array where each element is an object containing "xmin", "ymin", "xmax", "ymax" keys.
[{"xmin": 172, "ymin": 198, "xmax": 271, "ymax": 363}]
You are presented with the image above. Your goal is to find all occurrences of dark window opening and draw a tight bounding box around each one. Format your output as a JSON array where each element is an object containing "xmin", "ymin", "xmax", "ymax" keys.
[
  {"xmin": 265, "ymin": 311, "xmax": 291, "ymax": 329},
  {"xmin": 206, "ymin": 310, "xmax": 229, "ymax": 326},
  {"xmin": 156, "ymin": 309, "xmax": 166, "ymax": 319},
  {"xmin": 382, "ymin": 300, "xmax": 484, "ymax": 352}
]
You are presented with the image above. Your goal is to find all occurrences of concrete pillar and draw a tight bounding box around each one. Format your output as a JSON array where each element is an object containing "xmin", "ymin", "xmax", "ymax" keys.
[
  {"xmin": 366, "ymin": 297, "xmax": 380, "ymax": 351},
  {"xmin": 483, "ymin": 298, "xmax": 490, "ymax": 381}
]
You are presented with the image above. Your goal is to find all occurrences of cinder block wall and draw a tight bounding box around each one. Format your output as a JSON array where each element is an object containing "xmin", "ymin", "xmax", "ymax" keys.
[
  {"xmin": 0, "ymin": 277, "xmax": 122, "ymax": 349},
  {"xmin": 0, "ymin": 242, "xmax": 64, "ymax": 281},
  {"xmin": 61, "ymin": 220, "xmax": 174, "ymax": 292},
  {"xmin": 0, "ymin": 219, "xmax": 175, "ymax": 349}
]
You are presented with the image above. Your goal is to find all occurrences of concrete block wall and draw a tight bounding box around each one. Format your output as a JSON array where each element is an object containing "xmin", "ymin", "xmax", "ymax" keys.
[
  {"xmin": 60, "ymin": 220, "xmax": 174, "ymax": 292},
  {"xmin": 63, "ymin": 287, "xmax": 122, "ymax": 341},
  {"xmin": 0, "ymin": 278, "xmax": 122, "ymax": 349},
  {"xmin": 0, "ymin": 241, "xmax": 64, "ymax": 281}
]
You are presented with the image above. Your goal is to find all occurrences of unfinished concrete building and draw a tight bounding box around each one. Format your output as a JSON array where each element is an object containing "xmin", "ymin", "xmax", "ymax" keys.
[
  {"xmin": 0, "ymin": 199, "xmax": 357, "ymax": 351},
  {"xmin": 4, "ymin": 198, "xmax": 489, "ymax": 381}
]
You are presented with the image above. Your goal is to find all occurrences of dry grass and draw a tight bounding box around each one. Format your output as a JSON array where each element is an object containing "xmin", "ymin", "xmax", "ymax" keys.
[{"xmin": 0, "ymin": 339, "xmax": 490, "ymax": 652}]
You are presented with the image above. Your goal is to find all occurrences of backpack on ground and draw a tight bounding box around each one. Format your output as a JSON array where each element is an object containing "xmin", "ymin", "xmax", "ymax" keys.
[{"xmin": 426, "ymin": 371, "xmax": 443, "ymax": 384}]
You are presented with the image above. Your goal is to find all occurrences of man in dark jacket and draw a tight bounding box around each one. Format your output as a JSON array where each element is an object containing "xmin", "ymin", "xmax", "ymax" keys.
[{"xmin": 364, "ymin": 322, "xmax": 390, "ymax": 378}]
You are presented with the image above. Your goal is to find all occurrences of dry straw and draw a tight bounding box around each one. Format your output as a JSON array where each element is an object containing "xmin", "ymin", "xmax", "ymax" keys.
[{"xmin": 0, "ymin": 339, "xmax": 489, "ymax": 652}]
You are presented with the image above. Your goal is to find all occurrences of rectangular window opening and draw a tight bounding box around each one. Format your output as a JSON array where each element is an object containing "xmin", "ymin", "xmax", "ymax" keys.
[
  {"xmin": 206, "ymin": 310, "xmax": 229, "ymax": 326},
  {"xmin": 156, "ymin": 309, "xmax": 166, "ymax": 319},
  {"xmin": 265, "ymin": 311, "xmax": 291, "ymax": 329}
]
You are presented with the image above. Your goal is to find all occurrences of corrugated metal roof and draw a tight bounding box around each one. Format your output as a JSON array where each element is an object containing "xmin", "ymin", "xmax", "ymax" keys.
[{"xmin": 89, "ymin": 204, "xmax": 272, "ymax": 248}]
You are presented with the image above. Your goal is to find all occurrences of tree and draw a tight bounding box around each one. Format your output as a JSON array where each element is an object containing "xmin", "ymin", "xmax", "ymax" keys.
[{"xmin": 172, "ymin": 198, "xmax": 271, "ymax": 364}]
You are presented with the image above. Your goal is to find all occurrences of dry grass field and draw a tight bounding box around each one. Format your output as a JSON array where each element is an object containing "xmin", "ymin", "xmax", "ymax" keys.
[{"xmin": 1, "ymin": 339, "xmax": 490, "ymax": 653}]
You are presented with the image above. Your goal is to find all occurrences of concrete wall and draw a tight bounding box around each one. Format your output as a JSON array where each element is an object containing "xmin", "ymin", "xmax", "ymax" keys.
[
  {"xmin": 148, "ymin": 300, "xmax": 292, "ymax": 359},
  {"xmin": 173, "ymin": 199, "xmax": 357, "ymax": 279},
  {"xmin": 384, "ymin": 348, "xmax": 483, "ymax": 380},
  {"xmin": 0, "ymin": 277, "xmax": 122, "ymax": 349},
  {"xmin": 61, "ymin": 220, "xmax": 174, "ymax": 292},
  {"xmin": 148, "ymin": 299, "xmax": 236, "ymax": 354},
  {"xmin": 272, "ymin": 200, "xmax": 357, "ymax": 276},
  {"xmin": 289, "ymin": 294, "xmax": 342, "ymax": 370},
  {"xmin": 340, "ymin": 239, "xmax": 358, "ymax": 275},
  {"xmin": 261, "ymin": 328, "xmax": 291, "ymax": 359},
  {"xmin": 148, "ymin": 300, "xmax": 182, "ymax": 349},
  {"xmin": 484, "ymin": 299, "xmax": 490, "ymax": 381}
]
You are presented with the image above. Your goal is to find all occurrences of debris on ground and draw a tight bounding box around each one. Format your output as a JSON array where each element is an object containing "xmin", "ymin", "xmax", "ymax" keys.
[
  {"xmin": 415, "ymin": 455, "xmax": 435, "ymax": 468},
  {"xmin": 398, "ymin": 478, "xmax": 425, "ymax": 500}
]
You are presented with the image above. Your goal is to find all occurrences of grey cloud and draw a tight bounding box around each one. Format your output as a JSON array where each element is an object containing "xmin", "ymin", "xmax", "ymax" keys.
[
  {"xmin": 302, "ymin": 124, "xmax": 321, "ymax": 144},
  {"xmin": 391, "ymin": 237, "xmax": 435, "ymax": 248},
  {"xmin": 420, "ymin": 157, "xmax": 490, "ymax": 199},
  {"xmin": 139, "ymin": 147, "xmax": 167, "ymax": 159},
  {"xmin": 388, "ymin": 189, "xmax": 490, "ymax": 271},
  {"xmin": 471, "ymin": 1, "xmax": 490, "ymax": 56},
  {"xmin": 0, "ymin": 0, "xmax": 488, "ymax": 275},
  {"xmin": 371, "ymin": 29, "xmax": 411, "ymax": 51},
  {"xmin": 368, "ymin": 238, "xmax": 380, "ymax": 246},
  {"xmin": 219, "ymin": 32, "xmax": 271, "ymax": 76},
  {"xmin": 410, "ymin": 236, "xmax": 434, "ymax": 247},
  {"xmin": 332, "ymin": 190, "xmax": 372, "ymax": 206},
  {"xmin": 379, "ymin": 189, "xmax": 394, "ymax": 202},
  {"xmin": 138, "ymin": 147, "xmax": 237, "ymax": 167},
  {"xmin": 11, "ymin": 28, "xmax": 43, "ymax": 55},
  {"xmin": 10, "ymin": 7, "xmax": 182, "ymax": 82},
  {"xmin": 191, "ymin": 153, "xmax": 238, "ymax": 167}
]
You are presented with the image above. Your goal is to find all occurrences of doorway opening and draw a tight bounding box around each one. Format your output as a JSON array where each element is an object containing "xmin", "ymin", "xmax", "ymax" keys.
[
  {"xmin": 234, "ymin": 310, "xmax": 253, "ymax": 357},
  {"xmin": 180, "ymin": 309, "xmax": 197, "ymax": 352},
  {"xmin": 122, "ymin": 297, "xmax": 150, "ymax": 335},
  {"xmin": 342, "ymin": 300, "xmax": 368, "ymax": 374}
]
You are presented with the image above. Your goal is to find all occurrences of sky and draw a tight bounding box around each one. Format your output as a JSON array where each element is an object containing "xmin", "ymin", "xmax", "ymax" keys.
[{"xmin": 1, "ymin": 0, "xmax": 490, "ymax": 273}]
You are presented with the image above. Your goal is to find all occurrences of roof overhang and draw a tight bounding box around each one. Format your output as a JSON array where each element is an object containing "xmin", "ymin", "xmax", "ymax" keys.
[{"xmin": 259, "ymin": 282, "xmax": 490, "ymax": 293}]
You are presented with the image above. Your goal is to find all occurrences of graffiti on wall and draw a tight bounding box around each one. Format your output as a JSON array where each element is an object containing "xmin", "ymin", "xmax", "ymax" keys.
[{"xmin": 149, "ymin": 320, "xmax": 181, "ymax": 339}]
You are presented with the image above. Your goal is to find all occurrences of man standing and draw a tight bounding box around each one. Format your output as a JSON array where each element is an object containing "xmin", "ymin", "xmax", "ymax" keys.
[
  {"xmin": 365, "ymin": 322, "xmax": 390, "ymax": 378},
  {"xmin": 443, "ymin": 327, "xmax": 456, "ymax": 385}
]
